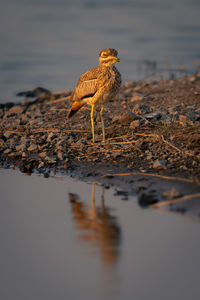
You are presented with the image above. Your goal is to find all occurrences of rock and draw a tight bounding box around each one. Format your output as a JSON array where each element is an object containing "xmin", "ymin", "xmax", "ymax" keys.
[
  {"xmin": 130, "ymin": 92, "xmax": 144, "ymax": 102},
  {"xmin": 8, "ymin": 138, "xmax": 16, "ymax": 149},
  {"xmin": 179, "ymin": 114, "xmax": 193, "ymax": 125},
  {"xmin": 123, "ymin": 88, "xmax": 133, "ymax": 97},
  {"xmin": 38, "ymin": 161, "xmax": 44, "ymax": 168},
  {"xmin": 162, "ymin": 188, "xmax": 181, "ymax": 199},
  {"xmin": 19, "ymin": 161, "xmax": 34, "ymax": 174},
  {"xmin": 6, "ymin": 106, "xmax": 24, "ymax": 116},
  {"xmin": 8, "ymin": 152, "xmax": 16, "ymax": 158},
  {"xmin": 3, "ymin": 131, "xmax": 13, "ymax": 139},
  {"xmin": 27, "ymin": 144, "xmax": 38, "ymax": 151},
  {"xmin": 57, "ymin": 151, "xmax": 64, "ymax": 160},
  {"xmin": 22, "ymin": 152, "xmax": 27, "ymax": 158},
  {"xmin": 3, "ymin": 148, "xmax": 11, "ymax": 154},
  {"xmin": 44, "ymin": 172, "xmax": 50, "ymax": 178},
  {"xmin": 124, "ymin": 81, "xmax": 135, "ymax": 88},
  {"xmin": 119, "ymin": 112, "xmax": 139, "ymax": 125},
  {"xmin": 133, "ymin": 104, "xmax": 151, "ymax": 115},
  {"xmin": 153, "ymin": 159, "xmax": 166, "ymax": 170},
  {"xmin": 146, "ymin": 151, "xmax": 153, "ymax": 160},
  {"xmin": 130, "ymin": 119, "xmax": 140, "ymax": 129},
  {"xmin": 0, "ymin": 108, "xmax": 4, "ymax": 118},
  {"xmin": 145, "ymin": 111, "xmax": 162, "ymax": 120},
  {"xmin": 15, "ymin": 144, "xmax": 27, "ymax": 152},
  {"xmin": 174, "ymin": 104, "xmax": 182, "ymax": 113},
  {"xmin": 138, "ymin": 192, "xmax": 158, "ymax": 208},
  {"xmin": 0, "ymin": 139, "xmax": 6, "ymax": 150},
  {"xmin": 47, "ymin": 132, "xmax": 56, "ymax": 142},
  {"xmin": 188, "ymin": 76, "xmax": 196, "ymax": 82},
  {"xmin": 38, "ymin": 151, "xmax": 47, "ymax": 158}
]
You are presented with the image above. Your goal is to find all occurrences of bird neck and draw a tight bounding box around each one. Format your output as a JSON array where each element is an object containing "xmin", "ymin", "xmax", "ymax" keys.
[{"xmin": 99, "ymin": 62, "xmax": 116, "ymax": 68}]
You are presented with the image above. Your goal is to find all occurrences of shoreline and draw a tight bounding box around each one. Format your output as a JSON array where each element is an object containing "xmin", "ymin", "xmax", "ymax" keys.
[{"xmin": 0, "ymin": 74, "xmax": 200, "ymax": 206}]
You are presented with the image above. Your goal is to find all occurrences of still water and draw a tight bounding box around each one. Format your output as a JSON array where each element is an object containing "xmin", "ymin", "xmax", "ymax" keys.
[
  {"xmin": 0, "ymin": 168, "xmax": 200, "ymax": 300},
  {"xmin": 1, "ymin": 0, "xmax": 200, "ymax": 102}
]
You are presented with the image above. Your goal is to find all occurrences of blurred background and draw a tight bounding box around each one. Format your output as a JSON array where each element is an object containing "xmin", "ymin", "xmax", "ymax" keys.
[{"xmin": 0, "ymin": 0, "xmax": 200, "ymax": 102}]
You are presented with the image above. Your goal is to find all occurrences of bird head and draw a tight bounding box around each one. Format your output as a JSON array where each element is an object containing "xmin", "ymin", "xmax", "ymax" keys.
[{"xmin": 99, "ymin": 48, "xmax": 120, "ymax": 66}]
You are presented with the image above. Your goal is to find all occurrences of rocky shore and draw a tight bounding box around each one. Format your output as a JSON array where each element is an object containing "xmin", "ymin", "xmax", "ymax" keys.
[{"xmin": 1, "ymin": 74, "xmax": 200, "ymax": 179}]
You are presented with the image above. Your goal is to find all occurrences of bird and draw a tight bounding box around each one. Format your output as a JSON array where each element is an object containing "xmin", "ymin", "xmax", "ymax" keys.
[{"xmin": 67, "ymin": 48, "xmax": 121, "ymax": 143}]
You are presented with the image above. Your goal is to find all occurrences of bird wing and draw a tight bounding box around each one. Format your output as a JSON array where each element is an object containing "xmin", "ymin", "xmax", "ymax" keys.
[{"xmin": 71, "ymin": 67, "xmax": 99, "ymax": 101}]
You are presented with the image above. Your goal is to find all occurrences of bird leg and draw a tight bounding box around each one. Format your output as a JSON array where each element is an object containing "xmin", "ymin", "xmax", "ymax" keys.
[
  {"xmin": 91, "ymin": 104, "xmax": 95, "ymax": 143},
  {"xmin": 100, "ymin": 106, "xmax": 105, "ymax": 143}
]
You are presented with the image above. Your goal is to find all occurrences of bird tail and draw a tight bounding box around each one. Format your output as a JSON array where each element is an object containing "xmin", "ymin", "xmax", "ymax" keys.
[{"xmin": 68, "ymin": 101, "xmax": 85, "ymax": 118}]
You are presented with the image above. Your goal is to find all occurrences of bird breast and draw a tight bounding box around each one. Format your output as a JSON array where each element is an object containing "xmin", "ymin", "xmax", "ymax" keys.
[{"xmin": 96, "ymin": 66, "xmax": 121, "ymax": 105}]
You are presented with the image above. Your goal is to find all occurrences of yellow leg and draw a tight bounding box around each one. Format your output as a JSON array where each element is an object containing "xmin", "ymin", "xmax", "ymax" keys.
[
  {"xmin": 100, "ymin": 106, "xmax": 105, "ymax": 143},
  {"xmin": 91, "ymin": 104, "xmax": 95, "ymax": 143}
]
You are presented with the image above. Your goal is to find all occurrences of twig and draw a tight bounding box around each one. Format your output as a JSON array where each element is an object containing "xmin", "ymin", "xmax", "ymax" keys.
[
  {"xmin": 78, "ymin": 149, "xmax": 121, "ymax": 159},
  {"xmin": 109, "ymin": 140, "xmax": 137, "ymax": 145},
  {"xmin": 4, "ymin": 128, "xmax": 89, "ymax": 135},
  {"xmin": 102, "ymin": 172, "xmax": 196, "ymax": 183},
  {"xmin": 52, "ymin": 90, "xmax": 71, "ymax": 96},
  {"xmin": 151, "ymin": 193, "xmax": 200, "ymax": 208},
  {"xmin": 135, "ymin": 133, "xmax": 196, "ymax": 157},
  {"xmin": 160, "ymin": 135, "xmax": 182, "ymax": 152},
  {"xmin": 32, "ymin": 128, "xmax": 89, "ymax": 134},
  {"xmin": 49, "ymin": 108, "xmax": 67, "ymax": 112},
  {"xmin": 48, "ymin": 96, "xmax": 71, "ymax": 104}
]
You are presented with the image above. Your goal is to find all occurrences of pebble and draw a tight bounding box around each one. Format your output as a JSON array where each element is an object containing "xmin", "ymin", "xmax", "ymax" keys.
[
  {"xmin": 6, "ymin": 106, "xmax": 24, "ymax": 116},
  {"xmin": 38, "ymin": 161, "xmax": 44, "ymax": 168},
  {"xmin": 153, "ymin": 159, "xmax": 166, "ymax": 170},
  {"xmin": 38, "ymin": 151, "xmax": 47, "ymax": 158},
  {"xmin": 22, "ymin": 152, "xmax": 27, "ymax": 158},
  {"xmin": 133, "ymin": 104, "xmax": 151, "ymax": 115},
  {"xmin": 138, "ymin": 192, "xmax": 158, "ymax": 208},
  {"xmin": 130, "ymin": 92, "xmax": 144, "ymax": 102},
  {"xmin": 27, "ymin": 144, "xmax": 38, "ymax": 151},
  {"xmin": 119, "ymin": 112, "xmax": 139, "ymax": 125},
  {"xmin": 16, "ymin": 143, "xmax": 27, "ymax": 152},
  {"xmin": 57, "ymin": 151, "xmax": 64, "ymax": 160},
  {"xmin": 179, "ymin": 114, "xmax": 193, "ymax": 125},
  {"xmin": 3, "ymin": 148, "xmax": 11, "ymax": 154},
  {"xmin": 129, "ymin": 119, "xmax": 140, "ymax": 129},
  {"xmin": 3, "ymin": 131, "xmax": 13, "ymax": 139},
  {"xmin": 145, "ymin": 111, "xmax": 162, "ymax": 120},
  {"xmin": 146, "ymin": 151, "xmax": 153, "ymax": 160},
  {"xmin": 124, "ymin": 81, "xmax": 135, "ymax": 88},
  {"xmin": 47, "ymin": 132, "xmax": 56, "ymax": 142}
]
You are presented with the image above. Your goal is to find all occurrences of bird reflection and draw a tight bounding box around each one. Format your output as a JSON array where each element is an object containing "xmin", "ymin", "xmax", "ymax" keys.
[{"xmin": 68, "ymin": 183, "xmax": 121, "ymax": 267}]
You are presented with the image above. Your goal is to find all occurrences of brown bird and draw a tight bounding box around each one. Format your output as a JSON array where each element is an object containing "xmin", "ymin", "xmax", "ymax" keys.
[{"xmin": 68, "ymin": 48, "xmax": 121, "ymax": 143}]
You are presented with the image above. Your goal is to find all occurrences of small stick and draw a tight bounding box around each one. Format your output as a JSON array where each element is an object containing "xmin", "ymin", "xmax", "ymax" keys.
[
  {"xmin": 52, "ymin": 90, "xmax": 71, "ymax": 95},
  {"xmin": 151, "ymin": 193, "xmax": 200, "ymax": 208},
  {"xmin": 78, "ymin": 149, "xmax": 121, "ymax": 158},
  {"xmin": 48, "ymin": 96, "xmax": 71, "ymax": 104},
  {"xmin": 102, "ymin": 172, "xmax": 196, "ymax": 183},
  {"xmin": 109, "ymin": 140, "xmax": 137, "ymax": 145}
]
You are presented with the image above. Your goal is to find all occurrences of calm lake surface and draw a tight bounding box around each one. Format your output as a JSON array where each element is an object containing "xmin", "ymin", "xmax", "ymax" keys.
[
  {"xmin": 1, "ymin": 1, "xmax": 200, "ymax": 299},
  {"xmin": 0, "ymin": 168, "xmax": 200, "ymax": 300},
  {"xmin": 1, "ymin": 0, "xmax": 200, "ymax": 102}
]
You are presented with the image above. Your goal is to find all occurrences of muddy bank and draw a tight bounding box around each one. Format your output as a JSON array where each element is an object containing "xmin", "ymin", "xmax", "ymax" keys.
[
  {"xmin": 1, "ymin": 74, "xmax": 200, "ymax": 173},
  {"xmin": 0, "ymin": 74, "xmax": 200, "ymax": 213}
]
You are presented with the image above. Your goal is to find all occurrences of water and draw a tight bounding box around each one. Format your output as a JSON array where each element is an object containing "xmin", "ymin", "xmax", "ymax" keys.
[
  {"xmin": 1, "ymin": 0, "xmax": 200, "ymax": 102},
  {"xmin": 0, "ymin": 168, "xmax": 200, "ymax": 300},
  {"xmin": 1, "ymin": 2, "xmax": 200, "ymax": 297}
]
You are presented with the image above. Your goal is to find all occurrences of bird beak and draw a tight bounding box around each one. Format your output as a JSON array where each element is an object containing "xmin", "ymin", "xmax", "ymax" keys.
[{"xmin": 112, "ymin": 56, "xmax": 120, "ymax": 62}]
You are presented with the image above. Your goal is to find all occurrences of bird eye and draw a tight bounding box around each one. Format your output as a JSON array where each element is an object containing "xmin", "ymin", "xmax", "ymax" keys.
[{"xmin": 102, "ymin": 53, "xmax": 107, "ymax": 58}]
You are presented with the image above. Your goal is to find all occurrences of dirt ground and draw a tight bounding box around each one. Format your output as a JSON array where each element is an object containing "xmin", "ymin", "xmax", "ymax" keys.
[
  {"xmin": 1, "ymin": 73, "xmax": 200, "ymax": 216},
  {"xmin": 1, "ymin": 73, "xmax": 200, "ymax": 175}
]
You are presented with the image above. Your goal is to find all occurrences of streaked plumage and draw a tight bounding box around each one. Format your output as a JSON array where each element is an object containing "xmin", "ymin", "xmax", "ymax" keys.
[{"xmin": 68, "ymin": 48, "xmax": 121, "ymax": 143}]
